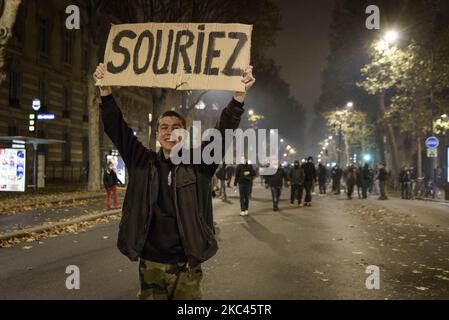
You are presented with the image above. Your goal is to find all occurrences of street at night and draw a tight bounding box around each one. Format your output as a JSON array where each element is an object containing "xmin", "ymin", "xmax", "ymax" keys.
[{"xmin": 1, "ymin": 186, "xmax": 449, "ymax": 300}]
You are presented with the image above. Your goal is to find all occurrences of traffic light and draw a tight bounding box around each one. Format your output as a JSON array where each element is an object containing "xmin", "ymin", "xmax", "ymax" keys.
[{"xmin": 29, "ymin": 114, "xmax": 35, "ymax": 132}]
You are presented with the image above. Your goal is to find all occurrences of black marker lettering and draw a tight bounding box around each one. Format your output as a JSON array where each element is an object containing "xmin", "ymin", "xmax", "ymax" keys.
[
  {"xmin": 171, "ymin": 30, "xmax": 194, "ymax": 74},
  {"xmin": 133, "ymin": 30, "xmax": 155, "ymax": 75},
  {"xmin": 194, "ymin": 25, "xmax": 205, "ymax": 74},
  {"xmin": 222, "ymin": 32, "xmax": 248, "ymax": 76},
  {"xmin": 204, "ymin": 31, "xmax": 225, "ymax": 75},
  {"xmin": 153, "ymin": 29, "xmax": 174, "ymax": 75},
  {"xmin": 107, "ymin": 30, "xmax": 137, "ymax": 74}
]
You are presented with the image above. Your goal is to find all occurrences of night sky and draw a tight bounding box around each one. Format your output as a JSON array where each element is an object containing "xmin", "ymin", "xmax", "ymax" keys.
[{"xmin": 269, "ymin": 0, "xmax": 333, "ymax": 117}]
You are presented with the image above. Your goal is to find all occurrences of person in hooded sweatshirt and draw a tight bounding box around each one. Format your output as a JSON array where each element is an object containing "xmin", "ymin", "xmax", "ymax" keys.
[
  {"xmin": 265, "ymin": 164, "xmax": 287, "ymax": 211},
  {"xmin": 302, "ymin": 157, "xmax": 317, "ymax": 207},
  {"xmin": 289, "ymin": 160, "xmax": 305, "ymax": 207}
]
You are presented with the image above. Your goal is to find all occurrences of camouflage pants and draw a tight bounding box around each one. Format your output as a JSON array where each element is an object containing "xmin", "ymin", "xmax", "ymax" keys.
[{"xmin": 137, "ymin": 259, "xmax": 203, "ymax": 300}]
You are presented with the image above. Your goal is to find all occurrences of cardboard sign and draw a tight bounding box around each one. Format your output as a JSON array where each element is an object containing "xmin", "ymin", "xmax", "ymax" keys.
[{"xmin": 99, "ymin": 23, "xmax": 253, "ymax": 92}]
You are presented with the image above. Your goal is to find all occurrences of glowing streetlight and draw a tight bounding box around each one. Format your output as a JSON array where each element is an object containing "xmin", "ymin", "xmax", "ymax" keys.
[
  {"xmin": 346, "ymin": 102, "xmax": 354, "ymax": 109},
  {"xmin": 280, "ymin": 139, "xmax": 284, "ymax": 143},
  {"xmin": 329, "ymin": 136, "xmax": 333, "ymax": 140},
  {"xmin": 384, "ymin": 30, "xmax": 399, "ymax": 44},
  {"xmin": 363, "ymin": 154, "xmax": 372, "ymax": 162},
  {"xmin": 441, "ymin": 114, "xmax": 448, "ymax": 119},
  {"xmin": 248, "ymin": 110, "xmax": 254, "ymax": 116}
]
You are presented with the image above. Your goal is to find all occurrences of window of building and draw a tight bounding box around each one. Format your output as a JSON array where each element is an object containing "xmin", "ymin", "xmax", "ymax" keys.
[
  {"xmin": 83, "ymin": 95, "xmax": 89, "ymax": 122},
  {"xmin": 63, "ymin": 86, "xmax": 71, "ymax": 118},
  {"xmin": 9, "ymin": 70, "xmax": 21, "ymax": 108},
  {"xmin": 38, "ymin": 77, "xmax": 48, "ymax": 110},
  {"xmin": 63, "ymin": 132, "xmax": 71, "ymax": 164},
  {"xmin": 82, "ymin": 136, "xmax": 89, "ymax": 163},
  {"xmin": 62, "ymin": 29, "xmax": 73, "ymax": 65},
  {"xmin": 8, "ymin": 123, "xmax": 19, "ymax": 136},
  {"xmin": 82, "ymin": 44, "xmax": 90, "ymax": 73},
  {"xmin": 38, "ymin": 18, "xmax": 50, "ymax": 56}
]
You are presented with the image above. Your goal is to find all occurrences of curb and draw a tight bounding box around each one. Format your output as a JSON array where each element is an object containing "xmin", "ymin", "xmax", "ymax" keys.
[{"xmin": 0, "ymin": 209, "xmax": 122, "ymax": 241}]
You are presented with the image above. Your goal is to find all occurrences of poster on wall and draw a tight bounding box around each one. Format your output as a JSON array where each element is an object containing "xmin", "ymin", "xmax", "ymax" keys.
[
  {"xmin": 0, "ymin": 148, "xmax": 26, "ymax": 192},
  {"xmin": 106, "ymin": 155, "xmax": 126, "ymax": 185}
]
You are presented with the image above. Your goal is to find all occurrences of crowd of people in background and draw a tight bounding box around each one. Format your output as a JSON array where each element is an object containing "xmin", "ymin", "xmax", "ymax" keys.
[
  {"xmin": 209, "ymin": 156, "xmax": 440, "ymax": 216},
  {"xmin": 103, "ymin": 156, "xmax": 443, "ymax": 216}
]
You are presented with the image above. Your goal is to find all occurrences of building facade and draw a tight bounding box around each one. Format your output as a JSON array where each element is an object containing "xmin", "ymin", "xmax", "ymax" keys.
[{"xmin": 0, "ymin": 0, "xmax": 154, "ymax": 186}]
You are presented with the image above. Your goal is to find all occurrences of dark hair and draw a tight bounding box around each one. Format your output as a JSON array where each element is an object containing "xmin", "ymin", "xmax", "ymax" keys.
[{"xmin": 157, "ymin": 111, "xmax": 186, "ymax": 130}]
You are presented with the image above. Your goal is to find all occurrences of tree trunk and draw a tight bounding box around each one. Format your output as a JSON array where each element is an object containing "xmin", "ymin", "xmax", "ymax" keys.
[
  {"xmin": 417, "ymin": 133, "xmax": 423, "ymax": 179},
  {"xmin": 87, "ymin": 50, "xmax": 101, "ymax": 192},
  {"xmin": 379, "ymin": 92, "xmax": 400, "ymax": 177},
  {"xmin": 0, "ymin": 0, "xmax": 22, "ymax": 85}
]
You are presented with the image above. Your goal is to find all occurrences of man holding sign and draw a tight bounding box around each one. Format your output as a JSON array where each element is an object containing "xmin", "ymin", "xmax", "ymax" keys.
[{"xmin": 94, "ymin": 22, "xmax": 254, "ymax": 299}]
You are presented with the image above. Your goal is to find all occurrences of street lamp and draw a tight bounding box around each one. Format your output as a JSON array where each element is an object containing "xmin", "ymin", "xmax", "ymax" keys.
[
  {"xmin": 248, "ymin": 110, "xmax": 254, "ymax": 116},
  {"xmin": 384, "ymin": 30, "xmax": 399, "ymax": 44}
]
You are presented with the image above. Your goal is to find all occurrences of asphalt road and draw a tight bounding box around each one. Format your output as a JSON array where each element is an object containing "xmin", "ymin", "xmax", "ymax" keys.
[{"xmin": 1, "ymin": 185, "xmax": 448, "ymax": 300}]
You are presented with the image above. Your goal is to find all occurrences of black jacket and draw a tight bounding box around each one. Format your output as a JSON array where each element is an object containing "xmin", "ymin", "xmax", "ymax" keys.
[
  {"xmin": 303, "ymin": 162, "xmax": 317, "ymax": 183},
  {"xmin": 317, "ymin": 165, "xmax": 327, "ymax": 183},
  {"xmin": 100, "ymin": 95, "xmax": 244, "ymax": 266},
  {"xmin": 289, "ymin": 166, "xmax": 305, "ymax": 185},
  {"xmin": 103, "ymin": 169, "xmax": 121, "ymax": 189},
  {"xmin": 266, "ymin": 167, "xmax": 287, "ymax": 188},
  {"xmin": 216, "ymin": 166, "xmax": 228, "ymax": 180},
  {"xmin": 234, "ymin": 164, "xmax": 256, "ymax": 185}
]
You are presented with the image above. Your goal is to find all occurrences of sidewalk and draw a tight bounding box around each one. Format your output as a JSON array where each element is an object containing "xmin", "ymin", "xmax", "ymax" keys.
[
  {"xmin": 0, "ymin": 183, "xmax": 126, "ymax": 241},
  {"xmin": 0, "ymin": 183, "xmax": 117, "ymax": 214}
]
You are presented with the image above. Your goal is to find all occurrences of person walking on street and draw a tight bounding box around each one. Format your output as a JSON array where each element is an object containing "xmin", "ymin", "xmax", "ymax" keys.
[
  {"xmin": 94, "ymin": 62, "xmax": 255, "ymax": 300},
  {"xmin": 265, "ymin": 165, "xmax": 287, "ymax": 211},
  {"xmin": 289, "ymin": 160, "xmax": 305, "ymax": 207},
  {"xmin": 377, "ymin": 162, "xmax": 389, "ymax": 200},
  {"xmin": 399, "ymin": 166, "xmax": 410, "ymax": 199},
  {"xmin": 361, "ymin": 163, "xmax": 371, "ymax": 199},
  {"xmin": 302, "ymin": 157, "xmax": 317, "ymax": 207},
  {"xmin": 235, "ymin": 161, "xmax": 256, "ymax": 216},
  {"xmin": 226, "ymin": 165, "xmax": 235, "ymax": 188},
  {"xmin": 356, "ymin": 166, "xmax": 363, "ymax": 199},
  {"xmin": 331, "ymin": 165, "xmax": 343, "ymax": 195},
  {"xmin": 103, "ymin": 160, "xmax": 122, "ymax": 210},
  {"xmin": 317, "ymin": 163, "xmax": 328, "ymax": 195},
  {"xmin": 216, "ymin": 164, "xmax": 228, "ymax": 202},
  {"xmin": 345, "ymin": 165, "xmax": 357, "ymax": 200}
]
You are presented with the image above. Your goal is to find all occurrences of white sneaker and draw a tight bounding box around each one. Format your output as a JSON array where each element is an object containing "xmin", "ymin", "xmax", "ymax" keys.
[
  {"xmin": 240, "ymin": 211, "xmax": 246, "ymax": 216},
  {"xmin": 244, "ymin": 210, "xmax": 249, "ymax": 216}
]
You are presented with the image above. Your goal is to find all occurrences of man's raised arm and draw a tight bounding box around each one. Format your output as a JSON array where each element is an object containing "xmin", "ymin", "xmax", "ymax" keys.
[{"xmin": 94, "ymin": 63, "xmax": 156, "ymax": 169}]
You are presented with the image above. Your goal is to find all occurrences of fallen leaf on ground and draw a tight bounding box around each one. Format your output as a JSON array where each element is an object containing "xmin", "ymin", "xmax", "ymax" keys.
[{"xmin": 415, "ymin": 287, "xmax": 429, "ymax": 291}]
